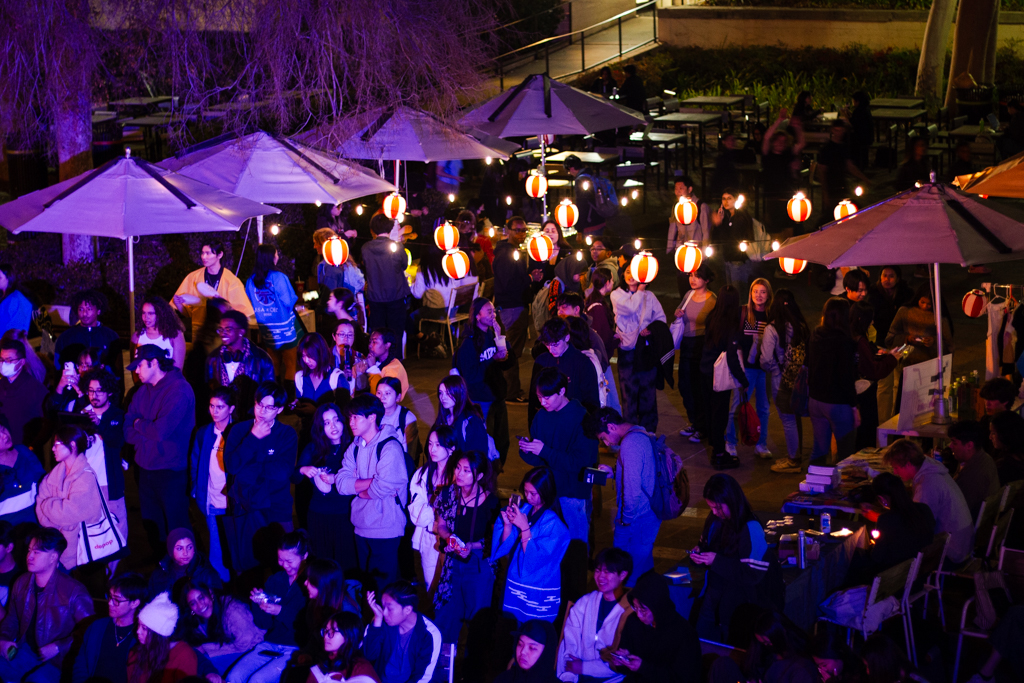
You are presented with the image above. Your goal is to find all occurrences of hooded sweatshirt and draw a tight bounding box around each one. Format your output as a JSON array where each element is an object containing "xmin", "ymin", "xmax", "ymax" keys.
[
  {"xmin": 912, "ymin": 456, "xmax": 974, "ymax": 563},
  {"xmin": 495, "ymin": 620, "xmax": 561, "ymax": 683},
  {"xmin": 617, "ymin": 572, "xmax": 701, "ymax": 683},
  {"xmin": 523, "ymin": 399, "xmax": 598, "ymax": 501},
  {"xmin": 337, "ymin": 427, "xmax": 409, "ymax": 539},
  {"xmin": 124, "ymin": 369, "xmax": 196, "ymax": 471}
]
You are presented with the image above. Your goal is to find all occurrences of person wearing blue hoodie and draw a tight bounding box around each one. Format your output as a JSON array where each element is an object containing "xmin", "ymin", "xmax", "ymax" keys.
[
  {"xmin": 245, "ymin": 245, "xmax": 299, "ymax": 384},
  {"xmin": 0, "ymin": 266, "xmax": 32, "ymax": 337}
]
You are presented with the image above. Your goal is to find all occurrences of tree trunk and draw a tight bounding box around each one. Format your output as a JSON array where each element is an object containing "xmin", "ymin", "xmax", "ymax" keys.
[
  {"xmin": 945, "ymin": 0, "xmax": 1001, "ymax": 112},
  {"xmin": 983, "ymin": 1, "xmax": 1000, "ymax": 85},
  {"xmin": 53, "ymin": 60, "xmax": 94, "ymax": 264},
  {"xmin": 916, "ymin": 0, "xmax": 956, "ymax": 99}
]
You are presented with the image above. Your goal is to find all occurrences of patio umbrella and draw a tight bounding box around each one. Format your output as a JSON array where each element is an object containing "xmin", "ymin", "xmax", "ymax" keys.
[
  {"xmin": 0, "ymin": 150, "xmax": 280, "ymax": 332},
  {"xmin": 768, "ymin": 176, "xmax": 1024, "ymax": 423},
  {"xmin": 953, "ymin": 149, "xmax": 1024, "ymax": 197},
  {"xmin": 160, "ymin": 131, "xmax": 396, "ymax": 243}
]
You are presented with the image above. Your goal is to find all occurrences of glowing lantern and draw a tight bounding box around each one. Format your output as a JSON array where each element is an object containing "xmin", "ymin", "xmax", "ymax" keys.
[
  {"xmin": 322, "ymin": 237, "xmax": 349, "ymax": 267},
  {"xmin": 787, "ymin": 192, "xmax": 812, "ymax": 222},
  {"xmin": 382, "ymin": 193, "xmax": 406, "ymax": 220},
  {"xmin": 525, "ymin": 174, "xmax": 548, "ymax": 198},
  {"xmin": 434, "ymin": 222, "xmax": 460, "ymax": 252},
  {"xmin": 630, "ymin": 251, "xmax": 658, "ymax": 284},
  {"xmin": 555, "ymin": 199, "xmax": 578, "ymax": 229},
  {"xmin": 675, "ymin": 243, "xmax": 702, "ymax": 273},
  {"xmin": 674, "ymin": 197, "xmax": 698, "ymax": 226},
  {"xmin": 442, "ymin": 249, "xmax": 472, "ymax": 280},
  {"xmin": 962, "ymin": 289, "xmax": 987, "ymax": 318},
  {"xmin": 527, "ymin": 234, "xmax": 553, "ymax": 262},
  {"xmin": 834, "ymin": 199, "xmax": 857, "ymax": 220},
  {"xmin": 780, "ymin": 257, "xmax": 808, "ymax": 275}
]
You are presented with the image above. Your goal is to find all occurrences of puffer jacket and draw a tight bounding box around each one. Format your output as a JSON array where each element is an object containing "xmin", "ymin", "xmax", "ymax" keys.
[
  {"xmin": 35, "ymin": 456, "xmax": 104, "ymax": 569},
  {"xmin": 0, "ymin": 570, "xmax": 94, "ymax": 667}
]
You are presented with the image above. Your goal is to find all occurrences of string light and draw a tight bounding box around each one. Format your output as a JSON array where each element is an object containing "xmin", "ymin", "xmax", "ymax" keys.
[
  {"xmin": 631, "ymin": 189, "xmax": 639, "ymax": 200},
  {"xmin": 269, "ymin": 225, "xmax": 280, "ymax": 236},
  {"xmin": 576, "ymin": 250, "xmax": 583, "ymax": 261},
  {"xmin": 485, "ymin": 156, "xmax": 493, "ymax": 165},
  {"xmin": 735, "ymin": 194, "xmax": 745, "ymax": 210},
  {"xmin": 389, "ymin": 242, "xmax": 398, "ymax": 252},
  {"xmin": 488, "ymin": 227, "xmax": 495, "ymax": 238},
  {"xmin": 771, "ymin": 240, "xmax": 781, "ymax": 251},
  {"xmin": 513, "ymin": 250, "xmax": 520, "ymax": 261},
  {"xmin": 855, "ymin": 186, "xmax": 864, "ymax": 197},
  {"xmin": 620, "ymin": 197, "xmax": 628, "ymax": 207},
  {"xmin": 633, "ymin": 238, "xmax": 641, "ymax": 250},
  {"xmin": 585, "ymin": 235, "xmax": 593, "ymax": 246},
  {"xmin": 704, "ymin": 245, "xmax": 714, "ymax": 258},
  {"xmin": 355, "ymin": 205, "xmax": 364, "ymax": 216},
  {"xmin": 581, "ymin": 180, "xmax": 590, "ymax": 191},
  {"xmin": 739, "ymin": 240, "xmax": 748, "ymax": 252},
  {"xmin": 448, "ymin": 193, "xmax": 456, "ymax": 203},
  {"xmin": 315, "ymin": 200, "xmax": 322, "ymax": 207},
  {"xmin": 505, "ymin": 196, "xmax": 513, "ymax": 206}
]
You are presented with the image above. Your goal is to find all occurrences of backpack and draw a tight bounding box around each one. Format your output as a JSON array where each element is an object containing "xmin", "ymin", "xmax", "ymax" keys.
[
  {"xmin": 736, "ymin": 392, "xmax": 761, "ymax": 446},
  {"xmin": 645, "ymin": 433, "xmax": 690, "ymax": 521},
  {"xmin": 397, "ymin": 406, "xmax": 423, "ymax": 467},
  {"xmin": 374, "ymin": 435, "xmax": 413, "ymax": 508},
  {"xmin": 578, "ymin": 173, "xmax": 619, "ymax": 219},
  {"xmin": 462, "ymin": 417, "xmax": 501, "ymax": 462},
  {"xmin": 776, "ymin": 340, "xmax": 809, "ymax": 417}
]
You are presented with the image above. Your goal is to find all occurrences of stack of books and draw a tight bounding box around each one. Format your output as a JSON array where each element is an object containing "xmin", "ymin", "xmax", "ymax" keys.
[{"xmin": 799, "ymin": 464, "xmax": 841, "ymax": 494}]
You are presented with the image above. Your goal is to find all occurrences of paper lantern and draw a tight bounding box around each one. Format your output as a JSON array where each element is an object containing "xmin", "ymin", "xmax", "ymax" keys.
[
  {"xmin": 434, "ymin": 221, "xmax": 460, "ymax": 252},
  {"xmin": 322, "ymin": 237, "xmax": 349, "ymax": 267},
  {"xmin": 555, "ymin": 199, "xmax": 578, "ymax": 229},
  {"xmin": 962, "ymin": 289, "xmax": 987, "ymax": 318},
  {"xmin": 674, "ymin": 243, "xmax": 702, "ymax": 273},
  {"xmin": 779, "ymin": 257, "xmax": 808, "ymax": 275},
  {"xmin": 525, "ymin": 174, "xmax": 548, "ymax": 198},
  {"xmin": 526, "ymin": 234, "xmax": 553, "ymax": 262},
  {"xmin": 834, "ymin": 199, "xmax": 857, "ymax": 220},
  {"xmin": 442, "ymin": 249, "xmax": 472, "ymax": 280},
  {"xmin": 787, "ymin": 192, "xmax": 812, "ymax": 222},
  {"xmin": 382, "ymin": 192, "xmax": 406, "ymax": 220},
  {"xmin": 630, "ymin": 251, "xmax": 658, "ymax": 284},
  {"xmin": 674, "ymin": 197, "xmax": 698, "ymax": 226}
]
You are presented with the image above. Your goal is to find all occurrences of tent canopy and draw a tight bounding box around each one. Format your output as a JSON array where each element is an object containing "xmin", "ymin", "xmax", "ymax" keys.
[{"xmin": 954, "ymin": 149, "xmax": 1024, "ymax": 197}]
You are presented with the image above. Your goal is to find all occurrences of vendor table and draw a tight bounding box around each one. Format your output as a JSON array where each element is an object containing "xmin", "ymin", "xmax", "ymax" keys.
[
  {"xmin": 870, "ymin": 98, "xmax": 924, "ymax": 109},
  {"xmin": 876, "ymin": 412, "xmax": 951, "ymax": 448},
  {"xmin": 782, "ymin": 449, "xmax": 891, "ymax": 515}
]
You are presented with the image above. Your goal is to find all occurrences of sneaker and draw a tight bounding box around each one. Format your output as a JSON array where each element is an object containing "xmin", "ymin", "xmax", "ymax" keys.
[
  {"xmin": 755, "ymin": 445, "xmax": 773, "ymax": 460},
  {"xmin": 679, "ymin": 425, "xmax": 697, "ymax": 436},
  {"xmin": 725, "ymin": 443, "xmax": 737, "ymax": 456},
  {"xmin": 711, "ymin": 454, "xmax": 728, "ymax": 471},
  {"xmin": 725, "ymin": 455, "xmax": 740, "ymax": 469},
  {"xmin": 771, "ymin": 458, "xmax": 803, "ymax": 473},
  {"xmin": 509, "ymin": 395, "xmax": 528, "ymax": 404},
  {"xmin": 688, "ymin": 431, "xmax": 704, "ymax": 443}
]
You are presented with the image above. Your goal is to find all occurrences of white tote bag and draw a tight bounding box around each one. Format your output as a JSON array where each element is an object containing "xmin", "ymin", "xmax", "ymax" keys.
[
  {"xmin": 670, "ymin": 291, "xmax": 695, "ymax": 349},
  {"xmin": 713, "ymin": 349, "xmax": 745, "ymax": 392}
]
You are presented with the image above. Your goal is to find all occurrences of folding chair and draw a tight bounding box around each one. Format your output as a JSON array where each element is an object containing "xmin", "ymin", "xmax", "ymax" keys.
[
  {"xmin": 905, "ymin": 533, "xmax": 950, "ymax": 659},
  {"xmin": 952, "ymin": 545, "xmax": 1013, "ymax": 683},
  {"xmin": 417, "ymin": 282, "xmax": 477, "ymax": 358},
  {"xmin": 1001, "ymin": 480, "xmax": 1023, "ymax": 512}
]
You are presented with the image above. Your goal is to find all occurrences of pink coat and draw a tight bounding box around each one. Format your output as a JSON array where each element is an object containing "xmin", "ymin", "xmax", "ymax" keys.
[{"xmin": 36, "ymin": 456, "xmax": 103, "ymax": 569}]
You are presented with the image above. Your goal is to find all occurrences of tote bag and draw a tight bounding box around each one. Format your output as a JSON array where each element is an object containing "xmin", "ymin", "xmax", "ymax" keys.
[
  {"xmin": 713, "ymin": 350, "xmax": 744, "ymax": 392},
  {"xmin": 670, "ymin": 291, "xmax": 695, "ymax": 349},
  {"xmin": 77, "ymin": 479, "xmax": 128, "ymax": 566}
]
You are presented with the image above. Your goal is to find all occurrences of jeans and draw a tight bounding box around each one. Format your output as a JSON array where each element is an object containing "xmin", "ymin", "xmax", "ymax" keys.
[
  {"xmin": 434, "ymin": 550, "xmax": 495, "ymax": 645},
  {"xmin": 0, "ymin": 647, "xmax": 61, "ymax": 683},
  {"xmin": 769, "ymin": 373, "xmax": 802, "ymax": 459},
  {"xmin": 618, "ymin": 348, "xmax": 658, "ymax": 433},
  {"xmin": 367, "ymin": 298, "xmax": 408, "ymax": 359},
  {"xmin": 356, "ymin": 535, "xmax": 401, "ymax": 591},
  {"xmin": 613, "ymin": 509, "xmax": 662, "ymax": 587},
  {"xmin": 499, "ymin": 307, "xmax": 529, "ymax": 400},
  {"xmin": 808, "ymin": 398, "xmax": 857, "ymax": 463},
  {"xmin": 678, "ymin": 336, "xmax": 707, "ymax": 434},
  {"xmin": 206, "ymin": 507, "xmax": 231, "ymax": 582},
  {"xmin": 138, "ymin": 468, "xmax": 191, "ymax": 550},
  {"xmin": 226, "ymin": 643, "xmax": 297, "ymax": 683},
  {"xmin": 603, "ymin": 365, "xmax": 622, "ymax": 414},
  {"xmin": 700, "ymin": 372, "xmax": 734, "ymax": 456},
  {"xmin": 727, "ymin": 367, "xmax": 770, "ymax": 449}
]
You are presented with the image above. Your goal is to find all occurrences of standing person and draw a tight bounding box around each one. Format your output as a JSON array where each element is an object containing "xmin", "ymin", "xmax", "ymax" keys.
[
  {"xmin": 434, "ymin": 376, "xmax": 489, "ymax": 457},
  {"xmin": 132, "ymin": 295, "xmax": 186, "ymax": 370},
  {"xmin": 492, "ymin": 467, "xmax": 570, "ymax": 625},
  {"xmin": 761, "ymin": 111, "xmax": 804, "ymax": 241},
  {"xmin": 54, "ymin": 290, "xmax": 122, "ymax": 377},
  {"xmin": 337, "ymin": 395, "xmax": 409, "ymax": 591},
  {"xmin": 173, "ymin": 239, "xmax": 254, "ymax": 338},
  {"xmin": 816, "ymin": 120, "xmax": 870, "ymax": 219},
  {"xmin": 949, "ymin": 420, "xmax": 1001, "ymax": 520},
  {"xmin": 367, "ymin": 329, "xmax": 408, "ymax": 400},
  {"xmin": 808, "ymin": 298, "xmax": 858, "ymax": 466},
  {"xmin": 293, "ymin": 333, "xmax": 348, "ymax": 409},
  {"xmin": 760, "ymin": 290, "xmax": 809, "ymax": 473},
  {"xmin": 588, "ymin": 239, "xmax": 620, "ymax": 291},
  {"xmin": 125, "ymin": 345, "xmax": 196, "ymax": 555},
  {"xmin": 610, "ymin": 269, "xmax": 667, "ymax": 434},
  {"xmin": 618, "ymin": 65, "xmax": 646, "ymax": 113},
  {"xmin": 408, "ymin": 427, "xmax": 454, "ymax": 590},
  {"xmin": 75, "ymin": 368, "xmax": 127, "ymax": 537},
  {"xmin": 377, "ymin": 377, "xmax": 418, "ymax": 461},
  {"xmin": 885, "ymin": 283, "xmax": 953, "ymax": 413},
  {"xmin": 222, "ymin": 382, "xmax": 297, "ymax": 572},
  {"xmin": 307, "ymin": 612, "xmax": 378, "ymax": 683},
  {"xmin": 363, "ymin": 214, "xmax": 411, "ymax": 352},
  {"xmin": 127, "ymin": 592, "xmax": 199, "ymax": 683},
  {"xmin": 710, "ymin": 189, "xmax": 754, "ymax": 289},
  {"xmin": 185, "ymin": 298, "xmax": 232, "ymax": 424},
  {"xmin": 295, "ymin": 403, "xmax": 357, "ymax": 574},
  {"xmin": 0, "ymin": 418, "xmax": 43, "ymax": 526},
  {"xmin": 246, "ymin": 244, "xmax": 300, "ymax": 384},
  {"xmin": 850, "ymin": 303, "xmax": 900, "ymax": 451},
  {"xmin": 0, "ymin": 265, "xmax": 32, "ymax": 337},
  {"xmin": 868, "ymin": 266, "xmax": 913, "ymax": 424},
  {"xmin": 690, "ymin": 474, "xmax": 784, "ymax": 643},
  {"xmin": 563, "ymin": 155, "xmax": 606, "ymax": 238},
  {"xmin": 431, "ymin": 452, "xmax": 499, "ymax": 678},
  {"xmin": 189, "ymin": 388, "xmax": 236, "ymax": 583},
  {"xmin": 666, "ymin": 177, "xmax": 710, "ymax": 256},
  {"xmin": 453, "ymin": 298, "xmax": 515, "ymax": 463},
  {"xmin": 0, "ymin": 527, "xmax": 94, "ymax": 683},
  {"xmin": 585, "ymin": 271, "xmax": 621, "ymax": 413},
  {"xmin": 0, "ymin": 339, "xmax": 48, "ymax": 449},
  {"xmin": 362, "ymin": 582, "xmax": 442, "ymax": 683},
  {"xmin": 494, "ymin": 216, "xmax": 533, "ymax": 403},
  {"xmin": 725, "ymin": 279, "xmax": 773, "ymax": 460},
  {"xmin": 587, "ymin": 409, "xmax": 660, "ymax": 585},
  {"xmin": 72, "ymin": 573, "xmax": 148, "ymax": 683},
  {"xmin": 676, "ymin": 264, "xmax": 717, "ymax": 444},
  {"xmin": 699, "ymin": 286, "xmax": 748, "ymax": 470},
  {"xmin": 148, "ymin": 528, "xmax": 223, "ymax": 598},
  {"xmin": 849, "ymin": 91, "xmax": 873, "ymax": 171},
  {"xmin": 528, "ymin": 221, "xmax": 571, "ymax": 289},
  {"xmin": 331, "ymin": 319, "xmax": 370, "ymax": 394},
  {"xmin": 590, "ymin": 67, "xmax": 618, "ymax": 98},
  {"xmin": 528, "ymin": 318, "xmax": 600, "ymax": 427}
]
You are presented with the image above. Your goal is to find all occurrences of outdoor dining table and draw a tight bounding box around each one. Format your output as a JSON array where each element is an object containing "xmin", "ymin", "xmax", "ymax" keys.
[
  {"xmin": 653, "ymin": 112, "xmax": 722, "ymax": 170},
  {"xmin": 108, "ymin": 96, "xmax": 174, "ymax": 118},
  {"xmin": 871, "ymin": 98, "xmax": 925, "ymax": 109},
  {"xmin": 629, "ymin": 130, "xmax": 688, "ymax": 184},
  {"xmin": 680, "ymin": 95, "xmax": 745, "ymax": 114},
  {"xmin": 122, "ymin": 112, "xmax": 197, "ymax": 160},
  {"xmin": 545, "ymin": 151, "xmax": 619, "ymax": 166},
  {"xmin": 872, "ymin": 108, "xmax": 927, "ymax": 151}
]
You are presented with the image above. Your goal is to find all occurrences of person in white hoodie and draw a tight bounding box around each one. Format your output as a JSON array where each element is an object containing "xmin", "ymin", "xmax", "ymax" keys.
[
  {"xmin": 407, "ymin": 426, "xmax": 455, "ymax": 590},
  {"xmin": 557, "ymin": 547, "xmax": 634, "ymax": 683},
  {"xmin": 337, "ymin": 394, "xmax": 409, "ymax": 590}
]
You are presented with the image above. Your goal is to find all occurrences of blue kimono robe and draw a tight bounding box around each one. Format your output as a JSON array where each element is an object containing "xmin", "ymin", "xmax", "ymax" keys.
[{"xmin": 491, "ymin": 504, "xmax": 570, "ymax": 623}]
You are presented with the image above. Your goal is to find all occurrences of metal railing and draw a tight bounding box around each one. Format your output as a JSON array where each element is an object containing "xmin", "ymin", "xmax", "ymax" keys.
[{"xmin": 495, "ymin": 0, "xmax": 659, "ymax": 91}]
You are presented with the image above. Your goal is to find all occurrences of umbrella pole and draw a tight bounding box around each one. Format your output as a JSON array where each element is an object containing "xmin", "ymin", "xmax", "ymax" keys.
[
  {"xmin": 257, "ymin": 215, "xmax": 264, "ymax": 245},
  {"xmin": 541, "ymin": 142, "xmax": 548, "ymax": 221},
  {"xmin": 932, "ymin": 262, "xmax": 950, "ymax": 425},
  {"xmin": 127, "ymin": 238, "xmax": 136, "ymax": 340}
]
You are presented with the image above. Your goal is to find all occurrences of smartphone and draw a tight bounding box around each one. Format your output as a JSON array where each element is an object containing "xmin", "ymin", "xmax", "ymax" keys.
[
  {"xmin": 63, "ymin": 362, "xmax": 77, "ymax": 377},
  {"xmin": 611, "ymin": 653, "xmax": 629, "ymax": 664},
  {"xmin": 509, "ymin": 493, "xmax": 522, "ymax": 508},
  {"xmin": 516, "ymin": 436, "xmax": 528, "ymax": 442}
]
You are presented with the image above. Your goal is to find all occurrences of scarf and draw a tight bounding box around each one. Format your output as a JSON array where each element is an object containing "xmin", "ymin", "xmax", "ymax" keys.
[{"xmin": 218, "ymin": 340, "xmax": 253, "ymax": 387}]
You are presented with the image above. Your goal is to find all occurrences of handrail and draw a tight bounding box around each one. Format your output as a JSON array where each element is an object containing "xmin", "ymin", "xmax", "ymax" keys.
[
  {"xmin": 495, "ymin": 0, "xmax": 572, "ymax": 33},
  {"xmin": 495, "ymin": 0, "xmax": 658, "ymax": 61}
]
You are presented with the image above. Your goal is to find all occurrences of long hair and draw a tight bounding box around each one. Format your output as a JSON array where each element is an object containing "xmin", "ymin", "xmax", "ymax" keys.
[
  {"xmin": 464, "ymin": 297, "xmax": 494, "ymax": 355},
  {"xmin": 306, "ymin": 559, "xmax": 352, "ymax": 637},
  {"xmin": 139, "ymin": 294, "xmax": 184, "ymax": 339},
  {"xmin": 565, "ymin": 316, "xmax": 592, "ymax": 351},
  {"xmin": 310, "ymin": 403, "xmax": 349, "ymax": 468},
  {"xmin": 586, "ymin": 269, "xmax": 611, "ymax": 309},
  {"xmin": 767, "ymin": 288, "xmax": 808, "ymax": 349},
  {"xmin": 452, "ymin": 449, "xmax": 496, "ymax": 496},
  {"xmin": 128, "ymin": 629, "xmax": 172, "ymax": 683},
  {"xmin": 419, "ymin": 244, "xmax": 452, "ymax": 286},
  {"xmin": 702, "ymin": 473, "xmax": 757, "ymax": 534},
  {"xmin": 177, "ymin": 581, "xmax": 230, "ymax": 647},
  {"xmin": 318, "ymin": 611, "xmax": 365, "ymax": 677},
  {"xmin": 820, "ymin": 296, "xmax": 852, "ymax": 336},
  {"xmin": 871, "ymin": 472, "xmax": 931, "ymax": 528},
  {"xmin": 54, "ymin": 424, "xmax": 89, "ymax": 456},
  {"xmin": 421, "ymin": 426, "xmax": 457, "ymax": 497},
  {"xmin": 541, "ymin": 220, "xmax": 571, "ymax": 252},
  {"xmin": 435, "ymin": 375, "xmax": 482, "ymax": 427},
  {"xmin": 521, "ymin": 466, "xmax": 562, "ymax": 524},
  {"xmin": 704, "ymin": 285, "xmax": 741, "ymax": 347},
  {"xmin": 251, "ymin": 244, "xmax": 278, "ymax": 289},
  {"xmin": 298, "ymin": 333, "xmax": 333, "ymax": 378},
  {"xmin": 746, "ymin": 278, "xmax": 774, "ymax": 327}
]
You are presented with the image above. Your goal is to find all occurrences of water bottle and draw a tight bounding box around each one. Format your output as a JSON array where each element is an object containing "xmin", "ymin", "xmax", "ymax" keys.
[
  {"xmin": 820, "ymin": 513, "xmax": 831, "ymax": 535},
  {"xmin": 798, "ymin": 529, "xmax": 807, "ymax": 569},
  {"xmin": 949, "ymin": 379, "xmax": 959, "ymax": 414}
]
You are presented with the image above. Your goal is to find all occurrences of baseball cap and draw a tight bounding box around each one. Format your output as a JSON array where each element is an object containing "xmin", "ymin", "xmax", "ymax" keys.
[{"xmin": 127, "ymin": 345, "xmax": 170, "ymax": 371}]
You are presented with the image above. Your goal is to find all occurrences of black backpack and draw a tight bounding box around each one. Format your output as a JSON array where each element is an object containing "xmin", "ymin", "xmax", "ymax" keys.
[{"xmin": 373, "ymin": 435, "xmax": 413, "ymax": 508}]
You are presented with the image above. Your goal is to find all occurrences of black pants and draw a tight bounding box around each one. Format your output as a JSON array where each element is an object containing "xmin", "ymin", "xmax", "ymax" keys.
[
  {"xmin": 618, "ymin": 348, "xmax": 658, "ymax": 433},
  {"xmin": 486, "ymin": 400, "xmax": 510, "ymax": 468},
  {"xmin": 499, "ymin": 307, "xmax": 530, "ymax": 400},
  {"xmin": 367, "ymin": 298, "xmax": 408, "ymax": 359},
  {"xmin": 701, "ymin": 371, "xmax": 733, "ymax": 455},
  {"xmin": 356, "ymin": 535, "xmax": 401, "ymax": 592},
  {"xmin": 679, "ymin": 336, "xmax": 707, "ymax": 434},
  {"xmin": 138, "ymin": 468, "xmax": 191, "ymax": 554}
]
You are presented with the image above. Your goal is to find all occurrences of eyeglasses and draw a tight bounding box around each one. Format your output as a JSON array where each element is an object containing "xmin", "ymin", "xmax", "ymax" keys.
[
  {"xmin": 106, "ymin": 593, "xmax": 129, "ymax": 605},
  {"xmin": 87, "ymin": 389, "xmax": 108, "ymax": 395},
  {"xmin": 254, "ymin": 402, "xmax": 281, "ymax": 412},
  {"xmin": 509, "ymin": 227, "xmax": 527, "ymax": 233},
  {"xmin": 321, "ymin": 628, "xmax": 340, "ymax": 638}
]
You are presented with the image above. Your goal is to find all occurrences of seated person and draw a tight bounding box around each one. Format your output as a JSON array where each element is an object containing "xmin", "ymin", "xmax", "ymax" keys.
[
  {"xmin": 557, "ymin": 547, "xmax": 633, "ymax": 683},
  {"xmin": 206, "ymin": 310, "xmax": 276, "ymax": 418},
  {"xmin": 609, "ymin": 571, "xmax": 701, "ymax": 683},
  {"xmin": 979, "ymin": 377, "xmax": 1019, "ymax": 451},
  {"xmin": 179, "ymin": 581, "xmax": 266, "ymax": 674},
  {"xmin": 148, "ymin": 528, "xmax": 223, "ymax": 599},
  {"xmin": 949, "ymin": 420, "xmax": 1001, "ymax": 520},
  {"xmin": 991, "ymin": 410, "xmax": 1024, "ymax": 485},
  {"xmin": 363, "ymin": 581, "xmax": 441, "ymax": 683},
  {"xmin": 71, "ymin": 572, "xmax": 148, "ymax": 683},
  {"xmin": 308, "ymin": 611, "xmax": 380, "ymax": 683},
  {"xmin": 0, "ymin": 522, "xmax": 21, "ymax": 618},
  {"xmin": 128, "ymin": 592, "xmax": 199, "ymax": 682},
  {"xmin": 367, "ymin": 328, "xmax": 408, "ymax": 400},
  {"xmin": 496, "ymin": 620, "xmax": 560, "ymax": 683},
  {"xmin": 0, "ymin": 527, "xmax": 94, "ymax": 683},
  {"xmin": 49, "ymin": 347, "xmax": 101, "ymax": 413}
]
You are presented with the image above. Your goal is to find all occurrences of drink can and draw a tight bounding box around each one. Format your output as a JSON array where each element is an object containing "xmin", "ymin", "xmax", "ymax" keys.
[
  {"xmin": 820, "ymin": 513, "xmax": 831, "ymax": 535},
  {"xmin": 798, "ymin": 529, "xmax": 807, "ymax": 569}
]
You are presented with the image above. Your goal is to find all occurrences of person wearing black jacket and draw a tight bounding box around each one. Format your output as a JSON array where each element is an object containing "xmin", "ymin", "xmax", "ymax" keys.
[
  {"xmin": 807, "ymin": 298, "xmax": 859, "ymax": 466},
  {"xmin": 710, "ymin": 189, "xmax": 754, "ymax": 290},
  {"xmin": 494, "ymin": 217, "xmax": 534, "ymax": 403},
  {"xmin": 564, "ymin": 156, "xmax": 605, "ymax": 237},
  {"xmin": 363, "ymin": 581, "xmax": 441, "ymax": 683},
  {"xmin": 528, "ymin": 318, "xmax": 600, "ymax": 427},
  {"xmin": 611, "ymin": 571, "xmax": 701, "ymax": 683},
  {"xmin": 851, "ymin": 303, "xmax": 900, "ymax": 451},
  {"xmin": 700, "ymin": 286, "xmax": 748, "ymax": 470},
  {"xmin": 868, "ymin": 266, "xmax": 914, "ymax": 425}
]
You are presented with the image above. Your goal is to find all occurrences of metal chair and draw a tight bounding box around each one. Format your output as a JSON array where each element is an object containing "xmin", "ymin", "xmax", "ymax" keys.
[
  {"xmin": 905, "ymin": 533, "xmax": 950, "ymax": 658},
  {"xmin": 416, "ymin": 282, "xmax": 478, "ymax": 357},
  {"xmin": 952, "ymin": 545, "xmax": 1013, "ymax": 683}
]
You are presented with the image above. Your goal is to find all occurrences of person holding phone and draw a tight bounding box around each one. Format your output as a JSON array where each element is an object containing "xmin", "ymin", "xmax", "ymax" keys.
[{"xmin": 491, "ymin": 467, "xmax": 570, "ymax": 625}]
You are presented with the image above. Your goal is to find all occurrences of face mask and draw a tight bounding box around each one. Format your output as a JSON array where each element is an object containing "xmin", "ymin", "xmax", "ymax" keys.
[{"xmin": 0, "ymin": 362, "xmax": 18, "ymax": 379}]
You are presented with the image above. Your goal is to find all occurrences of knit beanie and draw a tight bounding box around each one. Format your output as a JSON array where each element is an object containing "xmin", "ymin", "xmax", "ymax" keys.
[
  {"xmin": 166, "ymin": 527, "xmax": 195, "ymax": 559},
  {"xmin": 139, "ymin": 592, "xmax": 178, "ymax": 637}
]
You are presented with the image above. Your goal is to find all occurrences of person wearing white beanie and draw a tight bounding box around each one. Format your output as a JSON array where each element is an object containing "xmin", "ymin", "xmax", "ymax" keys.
[{"xmin": 128, "ymin": 592, "xmax": 200, "ymax": 683}]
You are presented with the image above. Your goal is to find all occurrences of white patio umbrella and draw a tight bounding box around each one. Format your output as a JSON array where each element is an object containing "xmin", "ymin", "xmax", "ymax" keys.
[
  {"xmin": 768, "ymin": 176, "xmax": 1024, "ymax": 423},
  {"xmin": 0, "ymin": 150, "xmax": 280, "ymax": 332},
  {"xmin": 159, "ymin": 131, "xmax": 396, "ymax": 243}
]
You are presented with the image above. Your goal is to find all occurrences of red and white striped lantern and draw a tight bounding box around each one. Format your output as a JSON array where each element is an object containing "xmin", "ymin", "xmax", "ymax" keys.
[
  {"xmin": 434, "ymin": 221, "xmax": 460, "ymax": 252},
  {"xmin": 527, "ymin": 234, "xmax": 553, "ymax": 262},
  {"xmin": 540, "ymin": 134, "xmax": 555, "ymax": 147},
  {"xmin": 780, "ymin": 257, "xmax": 808, "ymax": 275},
  {"xmin": 382, "ymin": 192, "xmax": 406, "ymax": 220},
  {"xmin": 442, "ymin": 249, "xmax": 472, "ymax": 280},
  {"xmin": 962, "ymin": 289, "xmax": 987, "ymax": 318},
  {"xmin": 525, "ymin": 174, "xmax": 548, "ymax": 198},
  {"xmin": 675, "ymin": 243, "xmax": 702, "ymax": 273},
  {"xmin": 834, "ymin": 199, "xmax": 858, "ymax": 220},
  {"xmin": 674, "ymin": 197, "xmax": 698, "ymax": 226},
  {"xmin": 787, "ymin": 192, "xmax": 812, "ymax": 222},
  {"xmin": 555, "ymin": 199, "xmax": 578, "ymax": 229},
  {"xmin": 630, "ymin": 251, "xmax": 659, "ymax": 284},
  {"xmin": 322, "ymin": 237, "xmax": 349, "ymax": 267}
]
